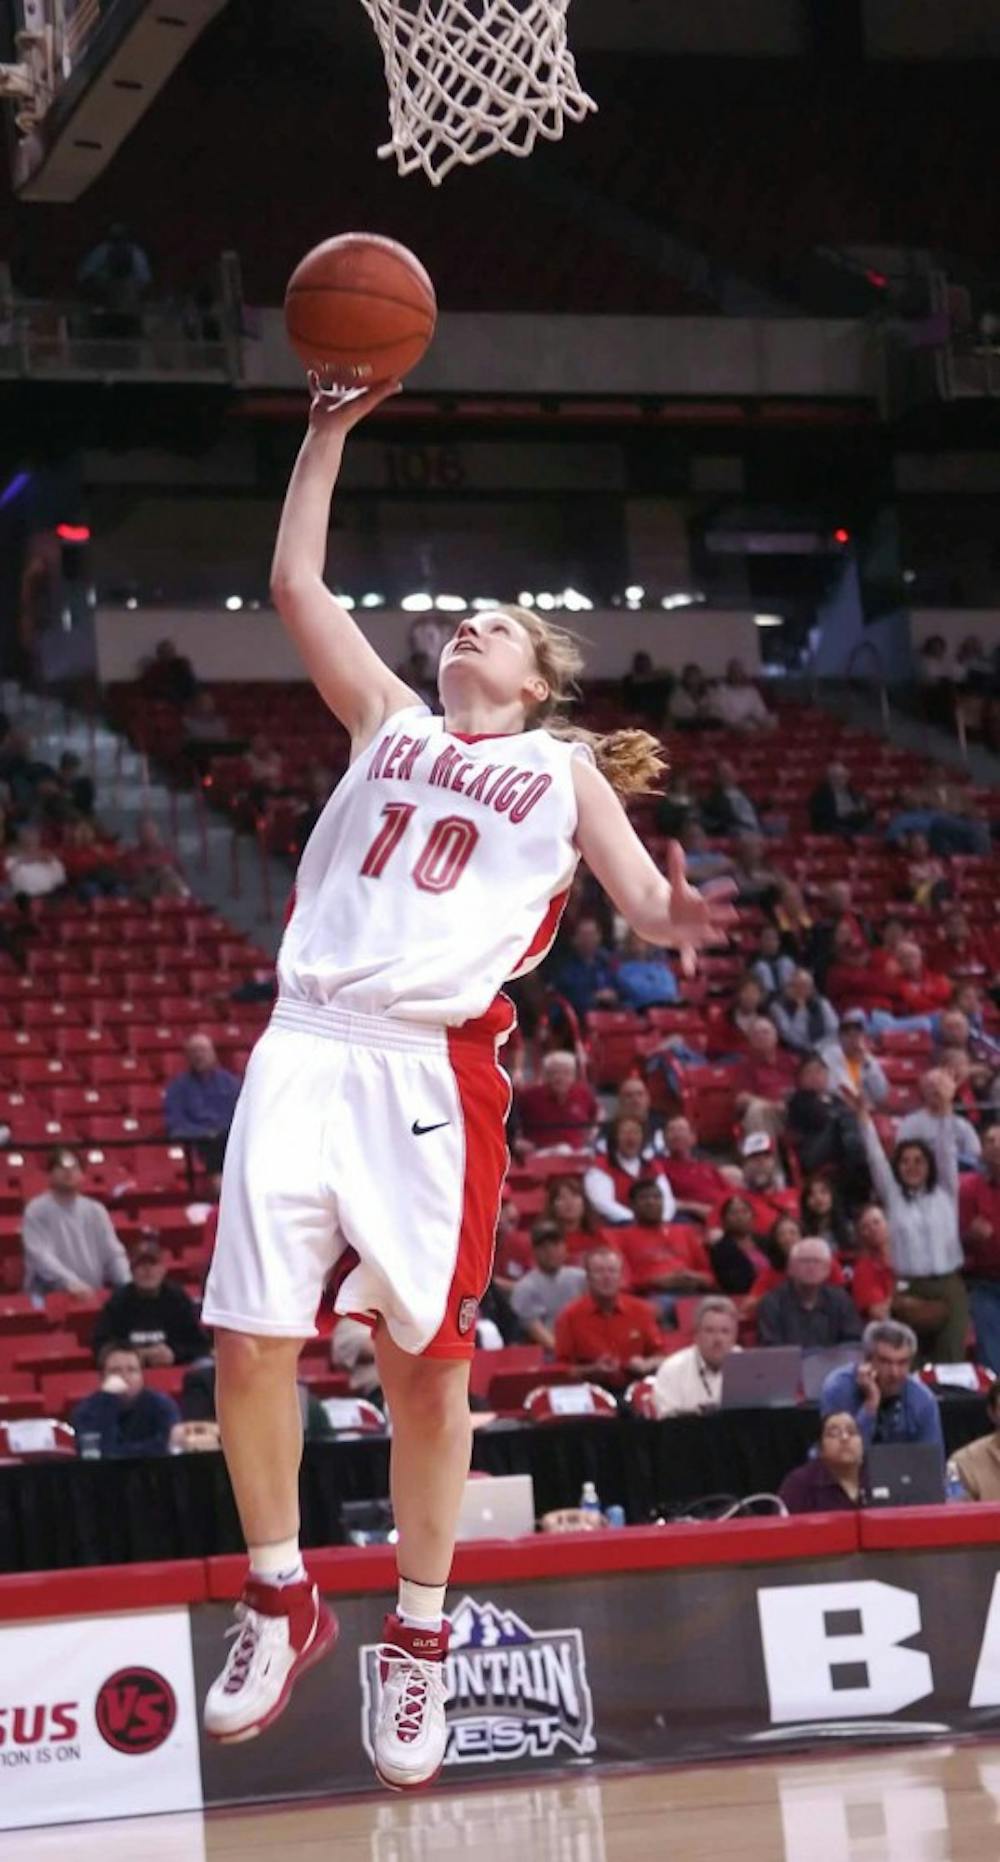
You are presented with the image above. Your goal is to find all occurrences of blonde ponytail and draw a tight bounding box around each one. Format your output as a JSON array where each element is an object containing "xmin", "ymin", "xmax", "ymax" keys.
[{"xmin": 493, "ymin": 604, "xmax": 669, "ymax": 799}]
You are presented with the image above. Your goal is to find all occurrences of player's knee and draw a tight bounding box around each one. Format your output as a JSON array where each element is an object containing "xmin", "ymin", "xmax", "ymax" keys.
[
  {"xmin": 215, "ymin": 1329, "xmax": 301, "ymax": 1392},
  {"xmin": 402, "ymin": 1363, "xmax": 470, "ymax": 1437}
]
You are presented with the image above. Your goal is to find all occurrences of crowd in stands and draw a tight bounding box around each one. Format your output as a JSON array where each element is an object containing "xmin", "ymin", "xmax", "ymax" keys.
[{"xmin": 8, "ymin": 663, "xmax": 1000, "ymax": 1517}]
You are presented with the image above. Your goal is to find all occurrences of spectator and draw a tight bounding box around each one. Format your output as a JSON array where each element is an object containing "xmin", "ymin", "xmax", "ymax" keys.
[
  {"xmin": 91, "ymin": 1237, "xmax": 210, "ymax": 1367},
  {"xmin": 785, "ymin": 1053, "xmax": 868, "ymax": 1193},
  {"xmin": 869, "ymin": 940, "xmax": 952, "ymax": 1036},
  {"xmin": 708, "ymin": 977, "xmax": 767, "ymax": 1058},
  {"xmin": 728, "ymin": 832, "xmax": 784, "ymax": 904},
  {"xmin": 728, "ymin": 1132, "xmax": 799, "ymax": 1238},
  {"xmin": 650, "ymin": 1295, "xmax": 741, "ymax": 1417},
  {"xmin": 491, "ymin": 1199, "xmax": 533, "ymax": 1292},
  {"xmin": 542, "ymin": 1174, "xmax": 617, "ymax": 1265},
  {"xmin": 770, "ymin": 880, "xmax": 815, "ymax": 959},
  {"xmin": 163, "ymin": 1033, "xmax": 241, "ymax": 1175},
  {"xmin": 710, "ymin": 659, "xmax": 776, "ymax": 732},
  {"xmin": 756, "ymin": 1238, "xmax": 862, "ymax": 1349},
  {"xmin": 800, "ymin": 1175, "xmax": 852, "ymax": 1254},
  {"xmin": 510, "ymin": 1220, "xmax": 587, "ymax": 1354},
  {"xmin": 806, "ymin": 881, "xmax": 871, "ymax": 987},
  {"xmin": 615, "ymin": 1180, "xmax": 715, "ymax": 1312},
  {"xmin": 139, "ymin": 638, "xmax": 198, "ymax": 707},
  {"xmin": 902, "ymin": 830, "xmax": 951, "ymax": 910},
  {"xmin": 948, "ymin": 1382, "xmax": 1000, "ymax": 1501},
  {"xmin": 601, "ymin": 1075, "xmax": 666, "ymax": 1156},
  {"xmin": 22, "ymin": 1149, "xmax": 130, "ymax": 1297},
  {"xmin": 71, "ymin": 1343, "xmax": 181, "ymax": 1459},
  {"xmin": 736, "ymin": 1017, "xmax": 797, "ymax": 1140},
  {"xmin": 680, "ymin": 820, "xmax": 736, "ymax": 886},
  {"xmin": 929, "ymin": 909, "xmax": 995, "ymax": 983},
  {"xmin": 706, "ymin": 1194, "xmax": 770, "ymax": 1296},
  {"xmin": 779, "ymin": 1411, "xmax": 865, "ymax": 1514},
  {"xmin": 808, "ymin": 762, "xmax": 873, "ymax": 838},
  {"xmin": 856, "ymin": 1098, "xmax": 968, "ymax": 1363},
  {"xmin": 181, "ymin": 689, "xmax": 238, "ymax": 764},
  {"xmin": 770, "ymin": 970, "xmax": 838, "ymax": 1055},
  {"xmin": 702, "ymin": 759, "xmax": 762, "ymax": 836},
  {"xmin": 584, "ymin": 1116, "xmax": 675, "ymax": 1226},
  {"xmin": 5, "ymin": 823, "xmax": 65, "ymax": 899},
  {"xmin": 622, "ymin": 650, "xmax": 672, "ymax": 728},
  {"xmin": 851, "ymin": 1204, "xmax": 897, "ymax": 1321},
  {"xmin": 820, "ymin": 1010, "xmax": 889, "ymax": 1107},
  {"xmin": 960, "ymin": 1123, "xmax": 1000, "ymax": 1374},
  {"xmin": 660, "ymin": 1115, "xmax": 736, "ymax": 1221},
  {"xmin": 820, "ymin": 1319, "xmax": 944, "ymax": 1452},
  {"xmin": 60, "ymin": 819, "xmax": 126, "ymax": 901},
  {"xmin": 655, "ymin": 773, "xmax": 699, "ymax": 840},
  {"xmin": 77, "ymin": 223, "xmax": 152, "ymax": 337},
  {"xmin": 614, "ymin": 930, "xmax": 678, "ymax": 1011},
  {"xmin": 898, "ymin": 1067, "xmax": 982, "ymax": 1171},
  {"xmin": 671, "ymin": 662, "xmax": 716, "ymax": 730},
  {"xmin": 551, "ymin": 916, "xmax": 619, "ymax": 1021},
  {"xmin": 553, "ymin": 1245, "xmax": 665, "ymax": 1391},
  {"xmin": 745, "ymin": 1212, "xmax": 805, "ymax": 1315},
  {"xmin": 515, "ymin": 1050, "xmax": 598, "ymax": 1152},
  {"xmin": 750, "ymin": 924, "xmax": 796, "ymax": 1001},
  {"xmin": 55, "ymin": 751, "xmax": 95, "ymax": 818},
  {"xmin": 121, "ymin": 816, "xmax": 189, "ymax": 902}
]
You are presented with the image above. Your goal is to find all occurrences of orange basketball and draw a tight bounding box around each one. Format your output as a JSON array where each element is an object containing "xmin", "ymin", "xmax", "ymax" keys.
[{"xmin": 284, "ymin": 233, "xmax": 437, "ymax": 387}]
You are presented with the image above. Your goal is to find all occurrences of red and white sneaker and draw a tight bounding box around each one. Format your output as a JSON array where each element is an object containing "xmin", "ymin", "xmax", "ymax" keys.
[
  {"xmin": 203, "ymin": 1576, "xmax": 338, "ymax": 1744},
  {"xmin": 373, "ymin": 1614, "xmax": 450, "ymax": 1791}
]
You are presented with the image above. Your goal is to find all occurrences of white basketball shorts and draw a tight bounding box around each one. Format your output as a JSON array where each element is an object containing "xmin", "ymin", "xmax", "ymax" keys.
[{"xmin": 201, "ymin": 997, "xmax": 511, "ymax": 1358}]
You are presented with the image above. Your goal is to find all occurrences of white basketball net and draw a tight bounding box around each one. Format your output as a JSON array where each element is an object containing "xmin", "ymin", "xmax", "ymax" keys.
[{"xmin": 358, "ymin": 0, "xmax": 597, "ymax": 185}]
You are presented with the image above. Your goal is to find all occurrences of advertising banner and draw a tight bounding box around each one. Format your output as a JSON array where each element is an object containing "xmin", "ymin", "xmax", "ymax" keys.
[
  {"xmin": 195, "ymin": 1547, "xmax": 1000, "ymax": 1808},
  {"xmin": 0, "ymin": 1609, "xmax": 203, "ymax": 1832}
]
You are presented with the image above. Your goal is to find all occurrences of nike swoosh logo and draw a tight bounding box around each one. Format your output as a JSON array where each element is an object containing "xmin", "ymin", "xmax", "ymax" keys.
[{"xmin": 411, "ymin": 1119, "xmax": 450, "ymax": 1137}]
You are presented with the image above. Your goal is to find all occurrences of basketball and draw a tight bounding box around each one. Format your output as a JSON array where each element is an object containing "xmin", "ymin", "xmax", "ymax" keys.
[{"xmin": 283, "ymin": 233, "xmax": 437, "ymax": 386}]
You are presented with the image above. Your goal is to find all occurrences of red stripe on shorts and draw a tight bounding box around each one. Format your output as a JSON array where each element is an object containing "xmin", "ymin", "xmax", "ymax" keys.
[{"xmin": 422, "ymin": 1034, "xmax": 511, "ymax": 1360}]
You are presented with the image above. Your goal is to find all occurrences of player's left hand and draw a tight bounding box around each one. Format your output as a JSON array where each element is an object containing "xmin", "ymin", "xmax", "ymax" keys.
[{"xmin": 661, "ymin": 843, "xmax": 738, "ymax": 976}]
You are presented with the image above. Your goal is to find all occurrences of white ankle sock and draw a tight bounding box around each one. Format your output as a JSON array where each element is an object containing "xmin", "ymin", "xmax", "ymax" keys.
[
  {"xmin": 248, "ymin": 1536, "xmax": 306, "ymax": 1588},
  {"xmin": 397, "ymin": 1577, "xmax": 446, "ymax": 1632}
]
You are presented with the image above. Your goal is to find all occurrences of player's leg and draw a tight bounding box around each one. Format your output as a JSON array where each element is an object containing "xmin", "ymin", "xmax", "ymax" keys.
[
  {"xmin": 370, "ymin": 1330, "xmax": 471, "ymax": 1791},
  {"xmin": 200, "ymin": 1027, "xmax": 343, "ymax": 1743}
]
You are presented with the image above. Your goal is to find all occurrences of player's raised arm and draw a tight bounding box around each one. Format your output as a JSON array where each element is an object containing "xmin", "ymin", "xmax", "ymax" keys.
[
  {"xmin": 269, "ymin": 382, "xmax": 419, "ymax": 747},
  {"xmin": 572, "ymin": 756, "xmax": 737, "ymax": 974}
]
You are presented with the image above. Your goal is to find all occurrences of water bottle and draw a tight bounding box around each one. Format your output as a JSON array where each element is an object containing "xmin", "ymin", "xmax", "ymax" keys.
[
  {"xmin": 79, "ymin": 1433, "xmax": 102, "ymax": 1461},
  {"xmin": 579, "ymin": 1480, "xmax": 603, "ymax": 1524},
  {"xmin": 605, "ymin": 1504, "xmax": 626, "ymax": 1529},
  {"xmin": 945, "ymin": 1460, "xmax": 967, "ymax": 1503}
]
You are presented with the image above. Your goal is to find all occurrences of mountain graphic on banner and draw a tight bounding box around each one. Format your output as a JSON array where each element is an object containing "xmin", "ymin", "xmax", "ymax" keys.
[{"xmin": 449, "ymin": 1597, "xmax": 533, "ymax": 1650}]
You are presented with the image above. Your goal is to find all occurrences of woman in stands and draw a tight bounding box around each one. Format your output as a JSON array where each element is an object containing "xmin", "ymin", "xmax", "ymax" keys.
[{"xmin": 199, "ymin": 380, "xmax": 735, "ymax": 1791}]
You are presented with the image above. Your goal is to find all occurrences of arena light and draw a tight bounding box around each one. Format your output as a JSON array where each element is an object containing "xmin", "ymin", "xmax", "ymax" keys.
[
  {"xmin": 401, "ymin": 592, "xmax": 434, "ymax": 612},
  {"xmin": 535, "ymin": 592, "xmax": 556, "ymax": 611},
  {"xmin": 57, "ymin": 522, "xmax": 90, "ymax": 544},
  {"xmin": 361, "ymin": 592, "xmax": 386, "ymax": 608},
  {"xmin": 660, "ymin": 591, "xmax": 703, "ymax": 610},
  {"xmin": 224, "ymin": 595, "xmax": 243, "ymax": 612},
  {"xmin": 833, "ymin": 527, "xmax": 850, "ymax": 545},
  {"xmin": 471, "ymin": 597, "xmax": 501, "ymax": 611},
  {"xmin": 624, "ymin": 584, "xmax": 645, "ymax": 603},
  {"xmin": 335, "ymin": 591, "xmax": 356, "ymax": 610},
  {"xmin": 434, "ymin": 594, "xmax": 467, "ymax": 612},
  {"xmin": 125, "ymin": 597, "xmax": 138, "ymax": 610},
  {"xmin": 517, "ymin": 591, "xmax": 535, "ymax": 607},
  {"xmin": 754, "ymin": 613, "xmax": 784, "ymax": 628}
]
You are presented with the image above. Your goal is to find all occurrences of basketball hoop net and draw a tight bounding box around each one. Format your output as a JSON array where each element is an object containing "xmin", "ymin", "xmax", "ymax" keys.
[{"xmin": 358, "ymin": 0, "xmax": 596, "ymax": 185}]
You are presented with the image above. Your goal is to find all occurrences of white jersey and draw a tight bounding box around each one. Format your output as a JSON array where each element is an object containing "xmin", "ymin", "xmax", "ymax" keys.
[{"xmin": 277, "ymin": 705, "xmax": 589, "ymax": 1035}]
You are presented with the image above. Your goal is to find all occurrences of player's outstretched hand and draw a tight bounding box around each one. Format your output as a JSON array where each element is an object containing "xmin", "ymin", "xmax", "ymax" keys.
[
  {"xmin": 306, "ymin": 373, "xmax": 402, "ymax": 441},
  {"xmin": 663, "ymin": 843, "xmax": 738, "ymax": 977}
]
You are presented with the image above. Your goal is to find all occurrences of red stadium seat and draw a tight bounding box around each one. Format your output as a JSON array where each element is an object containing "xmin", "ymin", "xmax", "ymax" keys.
[{"xmin": 523, "ymin": 1381, "xmax": 618, "ymax": 1423}]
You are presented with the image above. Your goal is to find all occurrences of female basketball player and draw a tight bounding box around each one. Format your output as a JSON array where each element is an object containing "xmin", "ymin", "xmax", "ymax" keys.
[{"xmin": 200, "ymin": 379, "xmax": 735, "ymax": 1790}]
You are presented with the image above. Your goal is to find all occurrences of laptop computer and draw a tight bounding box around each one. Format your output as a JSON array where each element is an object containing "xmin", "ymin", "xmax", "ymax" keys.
[
  {"xmin": 455, "ymin": 1474, "xmax": 536, "ymax": 1542},
  {"xmin": 800, "ymin": 1344, "xmax": 864, "ymax": 1403},
  {"xmin": 719, "ymin": 1346, "xmax": 802, "ymax": 1409},
  {"xmin": 865, "ymin": 1443, "xmax": 945, "ymax": 1508}
]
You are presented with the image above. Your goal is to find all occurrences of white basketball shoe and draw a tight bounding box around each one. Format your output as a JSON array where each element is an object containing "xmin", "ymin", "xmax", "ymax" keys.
[
  {"xmin": 204, "ymin": 1576, "xmax": 338, "ymax": 1743},
  {"xmin": 373, "ymin": 1613, "xmax": 450, "ymax": 1790}
]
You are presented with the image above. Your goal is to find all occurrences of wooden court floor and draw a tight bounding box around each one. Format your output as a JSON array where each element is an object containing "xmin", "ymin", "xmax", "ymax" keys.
[{"xmin": 5, "ymin": 1745, "xmax": 1000, "ymax": 1861}]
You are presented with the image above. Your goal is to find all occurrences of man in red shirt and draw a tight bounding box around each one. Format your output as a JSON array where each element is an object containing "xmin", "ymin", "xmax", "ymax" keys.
[
  {"xmin": 960, "ymin": 1124, "xmax": 1000, "ymax": 1374},
  {"xmin": 554, "ymin": 1246, "xmax": 665, "ymax": 1390},
  {"xmin": 870, "ymin": 940, "xmax": 951, "ymax": 1033},
  {"xmin": 615, "ymin": 1181, "xmax": 715, "ymax": 1312},
  {"xmin": 929, "ymin": 908, "xmax": 996, "ymax": 983},
  {"xmin": 735, "ymin": 1019, "xmax": 797, "ymax": 1143},
  {"xmin": 515, "ymin": 1051, "xmax": 598, "ymax": 1153},
  {"xmin": 660, "ymin": 1115, "xmax": 736, "ymax": 1220}
]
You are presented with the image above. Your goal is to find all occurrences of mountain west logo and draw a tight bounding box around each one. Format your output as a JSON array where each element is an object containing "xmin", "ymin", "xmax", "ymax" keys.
[{"xmin": 359, "ymin": 1597, "xmax": 595, "ymax": 1766}]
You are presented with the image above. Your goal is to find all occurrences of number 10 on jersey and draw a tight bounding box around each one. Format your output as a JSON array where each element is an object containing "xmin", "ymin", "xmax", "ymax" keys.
[{"xmin": 360, "ymin": 803, "xmax": 480, "ymax": 894}]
